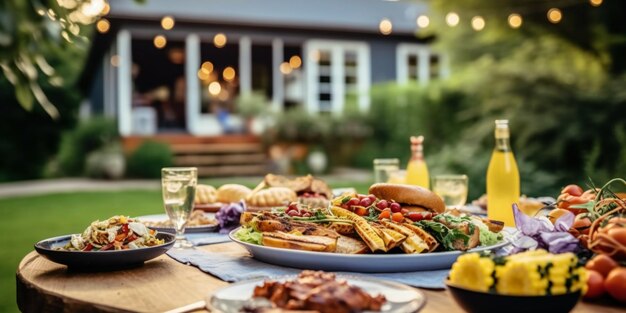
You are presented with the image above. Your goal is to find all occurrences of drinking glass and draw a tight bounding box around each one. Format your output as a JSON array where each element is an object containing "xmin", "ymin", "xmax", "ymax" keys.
[
  {"xmin": 373, "ymin": 158, "xmax": 400, "ymax": 183},
  {"xmin": 161, "ymin": 167, "xmax": 197, "ymax": 249},
  {"xmin": 432, "ymin": 175, "xmax": 469, "ymax": 209}
]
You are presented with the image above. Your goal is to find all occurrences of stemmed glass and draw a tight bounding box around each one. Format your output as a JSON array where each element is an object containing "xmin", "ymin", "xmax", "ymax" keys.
[
  {"xmin": 161, "ymin": 167, "xmax": 197, "ymax": 249},
  {"xmin": 432, "ymin": 174, "xmax": 469, "ymax": 210}
]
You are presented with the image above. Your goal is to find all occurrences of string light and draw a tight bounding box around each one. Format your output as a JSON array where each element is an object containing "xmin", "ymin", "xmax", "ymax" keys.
[
  {"xmin": 96, "ymin": 18, "xmax": 110, "ymax": 33},
  {"xmin": 547, "ymin": 8, "xmax": 562, "ymax": 23},
  {"xmin": 416, "ymin": 15, "xmax": 430, "ymax": 28},
  {"xmin": 161, "ymin": 16, "xmax": 175, "ymax": 30},
  {"xmin": 445, "ymin": 12, "xmax": 460, "ymax": 27},
  {"xmin": 223, "ymin": 67, "xmax": 236, "ymax": 81},
  {"xmin": 208, "ymin": 82, "xmax": 221, "ymax": 95},
  {"xmin": 289, "ymin": 55, "xmax": 302, "ymax": 69},
  {"xmin": 508, "ymin": 14, "xmax": 523, "ymax": 29},
  {"xmin": 101, "ymin": 2, "xmax": 110, "ymax": 15},
  {"xmin": 201, "ymin": 61, "xmax": 214, "ymax": 74},
  {"xmin": 280, "ymin": 62, "xmax": 292, "ymax": 74},
  {"xmin": 379, "ymin": 18, "xmax": 392, "ymax": 35},
  {"xmin": 471, "ymin": 16, "xmax": 485, "ymax": 31},
  {"xmin": 589, "ymin": 0, "xmax": 602, "ymax": 7},
  {"xmin": 153, "ymin": 35, "xmax": 167, "ymax": 49},
  {"xmin": 213, "ymin": 33, "xmax": 227, "ymax": 48},
  {"xmin": 197, "ymin": 69, "xmax": 209, "ymax": 81}
]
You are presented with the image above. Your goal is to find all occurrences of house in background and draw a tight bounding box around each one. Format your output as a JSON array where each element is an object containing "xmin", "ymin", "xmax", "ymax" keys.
[{"xmin": 81, "ymin": 0, "xmax": 446, "ymax": 175}]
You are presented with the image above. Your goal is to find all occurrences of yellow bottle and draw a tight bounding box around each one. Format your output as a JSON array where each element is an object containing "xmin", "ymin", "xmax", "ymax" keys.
[
  {"xmin": 487, "ymin": 120, "xmax": 520, "ymax": 227},
  {"xmin": 405, "ymin": 136, "xmax": 430, "ymax": 189}
]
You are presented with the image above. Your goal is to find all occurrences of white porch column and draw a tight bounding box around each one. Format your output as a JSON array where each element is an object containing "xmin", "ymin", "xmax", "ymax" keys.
[
  {"xmin": 330, "ymin": 47, "xmax": 344, "ymax": 116},
  {"xmin": 186, "ymin": 34, "xmax": 201, "ymax": 135},
  {"xmin": 358, "ymin": 46, "xmax": 371, "ymax": 112},
  {"xmin": 418, "ymin": 49, "xmax": 429, "ymax": 84},
  {"xmin": 117, "ymin": 30, "xmax": 132, "ymax": 136},
  {"xmin": 239, "ymin": 36, "xmax": 252, "ymax": 95},
  {"xmin": 271, "ymin": 38, "xmax": 284, "ymax": 112}
]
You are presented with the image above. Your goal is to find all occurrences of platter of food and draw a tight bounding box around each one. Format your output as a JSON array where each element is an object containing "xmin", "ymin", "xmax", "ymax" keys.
[
  {"xmin": 34, "ymin": 215, "xmax": 175, "ymax": 268},
  {"xmin": 207, "ymin": 270, "xmax": 426, "ymax": 313},
  {"xmin": 230, "ymin": 183, "xmax": 511, "ymax": 272},
  {"xmin": 139, "ymin": 210, "xmax": 218, "ymax": 233}
]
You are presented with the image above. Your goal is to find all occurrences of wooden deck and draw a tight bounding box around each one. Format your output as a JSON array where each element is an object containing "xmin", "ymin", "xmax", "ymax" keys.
[{"xmin": 122, "ymin": 134, "xmax": 268, "ymax": 177}]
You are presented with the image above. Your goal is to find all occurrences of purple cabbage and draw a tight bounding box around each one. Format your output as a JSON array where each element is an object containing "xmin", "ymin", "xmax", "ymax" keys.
[
  {"xmin": 511, "ymin": 204, "xmax": 580, "ymax": 254},
  {"xmin": 216, "ymin": 201, "xmax": 246, "ymax": 234}
]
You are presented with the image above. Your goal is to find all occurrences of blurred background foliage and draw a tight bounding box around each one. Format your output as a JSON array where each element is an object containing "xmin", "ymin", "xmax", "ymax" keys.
[{"xmin": 1, "ymin": 0, "xmax": 624, "ymax": 200}]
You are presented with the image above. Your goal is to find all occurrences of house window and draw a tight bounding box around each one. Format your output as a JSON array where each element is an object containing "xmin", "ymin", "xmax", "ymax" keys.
[
  {"xmin": 304, "ymin": 40, "xmax": 370, "ymax": 115},
  {"xmin": 198, "ymin": 40, "xmax": 239, "ymax": 115},
  {"xmin": 396, "ymin": 44, "xmax": 446, "ymax": 84}
]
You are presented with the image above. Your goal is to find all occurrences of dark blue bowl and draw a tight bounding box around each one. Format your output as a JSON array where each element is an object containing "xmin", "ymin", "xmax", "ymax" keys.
[
  {"xmin": 35, "ymin": 232, "xmax": 175, "ymax": 270},
  {"xmin": 446, "ymin": 282, "xmax": 581, "ymax": 313}
]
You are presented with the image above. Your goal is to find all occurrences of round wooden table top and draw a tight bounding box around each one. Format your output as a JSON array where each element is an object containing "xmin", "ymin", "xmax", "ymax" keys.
[{"xmin": 17, "ymin": 242, "xmax": 625, "ymax": 313}]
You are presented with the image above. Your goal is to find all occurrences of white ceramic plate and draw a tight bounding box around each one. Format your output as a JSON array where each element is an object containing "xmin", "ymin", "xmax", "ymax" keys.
[
  {"xmin": 207, "ymin": 274, "xmax": 426, "ymax": 313},
  {"xmin": 229, "ymin": 227, "xmax": 511, "ymax": 273},
  {"xmin": 137, "ymin": 213, "xmax": 218, "ymax": 233}
]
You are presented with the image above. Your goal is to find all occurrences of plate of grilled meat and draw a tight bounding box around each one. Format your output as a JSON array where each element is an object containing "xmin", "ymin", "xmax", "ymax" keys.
[{"xmin": 230, "ymin": 183, "xmax": 510, "ymax": 273}]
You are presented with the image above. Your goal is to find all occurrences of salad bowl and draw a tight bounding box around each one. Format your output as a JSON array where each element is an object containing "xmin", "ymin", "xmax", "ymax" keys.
[{"xmin": 35, "ymin": 232, "xmax": 175, "ymax": 269}]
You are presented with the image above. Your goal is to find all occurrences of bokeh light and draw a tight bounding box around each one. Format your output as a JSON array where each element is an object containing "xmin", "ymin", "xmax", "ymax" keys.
[
  {"xmin": 508, "ymin": 14, "xmax": 523, "ymax": 29},
  {"xmin": 379, "ymin": 18, "xmax": 392, "ymax": 35},
  {"xmin": 471, "ymin": 16, "xmax": 485, "ymax": 31},
  {"xmin": 416, "ymin": 15, "xmax": 430, "ymax": 28},
  {"xmin": 445, "ymin": 12, "xmax": 460, "ymax": 27},
  {"xmin": 153, "ymin": 35, "xmax": 167, "ymax": 49},
  {"xmin": 289, "ymin": 55, "xmax": 302, "ymax": 69},
  {"xmin": 96, "ymin": 18, "xmax": 110, "ymax": 33},
  {"xmin": 161, "ymin": 16, "xmax": 175, "ymax": 30},
  {"xmin": 213, "ymin": 33, "xmax": 227, "ymax": 48},
  {"xmin": 547, "ymin": 8, "xmax": 562, "ymax": 24},
  {"xmin": 208, "ymin": 81, "xmax": 221, "ymax": 95},
  {"xmin": 223, "ymin": 66, "xmax": 236, "ymax": 81},
  {"xmin": 280, "ymin": 62, "xmax": 292, "ymax": 75}
]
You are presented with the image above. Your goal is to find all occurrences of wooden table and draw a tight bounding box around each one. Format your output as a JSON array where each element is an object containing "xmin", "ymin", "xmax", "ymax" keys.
[{"xmin": 17, "ymin": 242, "xmax": 624, "ymax": 313}]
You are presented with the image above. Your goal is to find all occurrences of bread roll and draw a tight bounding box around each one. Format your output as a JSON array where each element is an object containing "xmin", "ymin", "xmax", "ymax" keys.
[
  {"xmin": 216, "ymin": 184, "xmax": 252, "ymax": 203},
  {"xmin": 246, "ymin": 187, "xmax": 297, "ymax": 207},
  {"xmin": 369, "ymin": 183, "xmax": 445, "ymax": 213},
  {"xmin": 194, "ymin": 184, "xmax": 217, "ymax": 204}
]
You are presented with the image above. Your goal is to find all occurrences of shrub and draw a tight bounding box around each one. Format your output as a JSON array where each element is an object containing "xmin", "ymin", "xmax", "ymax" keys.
[
  {"xmin": 55, "ymin": 117, "xmax": 118, "ymax": 176},
  {"xmin": 125, "ymin": 141, "xmax": 173, "ymax": 178}
]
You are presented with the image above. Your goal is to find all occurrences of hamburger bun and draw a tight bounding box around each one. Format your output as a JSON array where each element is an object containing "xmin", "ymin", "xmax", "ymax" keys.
[
  {"xmin": 216, "ymin": 184, "xmax": 252, "ymax": 203},
  {"xmin": 246, "ymin": 187, "xmax": 297, "ymax": 208},
  {"xmin": 369, "ymin": 183, "xmax": 445, "ymax": 214}
]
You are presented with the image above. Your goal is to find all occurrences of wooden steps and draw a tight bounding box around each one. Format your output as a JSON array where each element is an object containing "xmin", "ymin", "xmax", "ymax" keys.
[{"xmin": 123, "ymin": 134, "xmax": 269, "ymax": 177}]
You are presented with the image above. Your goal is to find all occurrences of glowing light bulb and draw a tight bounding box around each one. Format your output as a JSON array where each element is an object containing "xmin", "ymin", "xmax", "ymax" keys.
[
  {"xmin": 96, "ymin": 18, "xmax": 110, "ymax": 33},
  {"xmin": 547, "ymin": 8, "xmax": 562, "ymax": 24},
  {"xmin": 289, "ymin": 55, "xmax": 302, "ymax": 69},
  {"xmin": 471, "ymin": 16, "xmax": 485, "ymax": 31},
  {"xmin": 223, "ymin": 66, "xmax": 236, "ymax": 81},
  {"xmin": 208, "ymin": 82, "xmax": 221, "ymax": 95},
  {"xmin": 279, "ymin": 62, "xmax": 292, "ymax": 75},
  {"xmin": 153, "ymin": 35, "xmax": 167, "ymax": 49},
  {"xmin": 416, "ymin": 15, "xmax": 430, "ymax": 28},
  {"xmin": 508, "ymin": 14, "xmax": 522, "ymax": 29},
  {"xmin": 161, "ymin": 16, "xmax": 175, "ymax": 30},
  {"xmin": 445, "ymin": 12, "xmax": 460, "ymax": 27},
  {"xmin": 379, "ymin": 18, "xmax": 392, "ymax": 35},
  {"xmin": 213, "ymin": 33, "xmax": 227, "ymax": 48}
]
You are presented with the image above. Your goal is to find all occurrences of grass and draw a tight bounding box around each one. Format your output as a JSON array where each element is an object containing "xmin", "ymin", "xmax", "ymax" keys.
[{"xmin": 0, "ymin": 178, "xmax": 370, "ymax": 312}]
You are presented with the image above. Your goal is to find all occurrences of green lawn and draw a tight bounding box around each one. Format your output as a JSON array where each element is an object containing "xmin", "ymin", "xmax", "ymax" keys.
[{"xmin": 0, "ymin": 179, "xmax": 370, "ymax": 312}]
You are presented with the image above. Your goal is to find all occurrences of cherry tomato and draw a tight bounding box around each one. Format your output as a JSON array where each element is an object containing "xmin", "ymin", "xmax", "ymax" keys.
[
  {"xmin": 287, "ymin": 210, "xmax": 300, "ymax": 217},
  {"xmin": 367, "ymin": 194, "xmax": 377, "ymax": 202},
  {"xmin": 562, "ymin": 184, "xmax": 584, "ymax": 197},
  {"xmin": 400, "ymin": 208, "xmax": 409, "ymax": 215},
  {"xmin": 407, "ymin": 212, "xmax": 423, "ymax": 222},
  {"xmin": 355, "ymin": 206, "xmax": 369, "ymax": 216},
  {"xmin": 559, "ymin": 196, "xmax": 589, "ymax": 215},
  {"xmin": 359, "ymin": 198, "xmax": 373, "ymax": 207},
  {"xmin": 378, "ymin": 210, "xmax": 391, "ymax": 220},
  {"xmin": 376, "ymin": 200, "xmax": 389, "ymax": 210},
  {"xmin": 392, "ymin": 212, "xmax": 404, "ymax": 222},
  {"xmin": 347, "ymin": 198, "xmax": 360, "ymax": 207},
  {"xmin": 389, "ymin": 202, "xmax": 401, "ymax": 213},
  {"xmin": 604, "ymin": 267, "xmax": 626, "ymax": 302},
  {"xmin": 422, "ymin": 212, "xmax": 433, "ymax": 220},
  {"xmin": 586, "ymin": 255, "xmax": 618, "ymax": 278},
  {"xmin": 584, "ymin": 270, "xmax": 605, "ymax": 299}
]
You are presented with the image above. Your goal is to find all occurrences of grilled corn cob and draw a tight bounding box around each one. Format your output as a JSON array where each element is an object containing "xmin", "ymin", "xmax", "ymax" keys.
[{"xmin": 331, "ymin": 206, "xmax": 386, "ymax": 252}]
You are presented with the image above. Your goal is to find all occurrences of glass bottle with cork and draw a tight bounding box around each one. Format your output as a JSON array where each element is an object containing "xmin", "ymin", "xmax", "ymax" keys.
[
  {"xmin": 486, "ymin": 120, "xmax": 520, "ymax": 226},
  {"xmin": 405, "ymin": 135, "xmax": 430, "ymax": 189}
]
